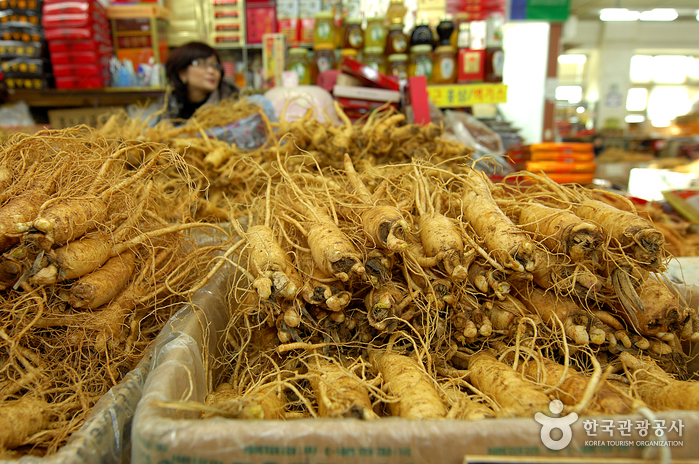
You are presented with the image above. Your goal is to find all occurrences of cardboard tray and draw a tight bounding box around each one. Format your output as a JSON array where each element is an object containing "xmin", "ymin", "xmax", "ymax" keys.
[
  {"xmin": 131, "ymin": 262, "xmax": 699, "ymax": 464},
  {"xmin": 0, "ymin": 351, "xmax": 151, "ymax": 464}
]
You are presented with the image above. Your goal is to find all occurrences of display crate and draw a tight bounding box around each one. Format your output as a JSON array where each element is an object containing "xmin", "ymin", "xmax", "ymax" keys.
[{"xmin": 131, "ymin": 260, "xmax": 699, "ymax": 464}]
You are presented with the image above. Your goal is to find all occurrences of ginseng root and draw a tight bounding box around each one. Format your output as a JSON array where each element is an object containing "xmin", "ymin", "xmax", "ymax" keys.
[{"xmin": 369, "ymin": 350, "xmax": 446, "ymax": 419}]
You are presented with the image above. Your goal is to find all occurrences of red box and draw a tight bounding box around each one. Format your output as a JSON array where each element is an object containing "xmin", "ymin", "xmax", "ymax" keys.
[
  {"xmin": 340, "ymin": 56, "xmax": 400, "ymax": 91},
  {"xmin": 298, "ymin": 17, "xmax": 313, "ymax": 44},
  {"xmin": 246, "ymin": 5, "xmax": 276, "ymax": 44},
  {"xmin": 407, "ymin": 75, "xmax": 430, "ymax": 125},
  {"xmin": 55, "ymin": 75, "xmax": 109, "ymax": 89},
  {"xmin": 50, "ymin": 50, "xmax": 111, "ymax": 65},
  {"xmin": 53, "ymin": 62, "xmax": 108, "ymax": 77},
  {"xmin": 44, "ymin": 25, "xmax": 111, "ymax": 41},
  {"xmin": 457, "ymin": 48, "xmax": 485, "ymax": 82},
  {"xmin": 277, "ymin": 18, "xmax": 298, "ymax": 44},
  {"xmin": 48, "ymin": 39, "xmax": 112, "ymax": 54}
]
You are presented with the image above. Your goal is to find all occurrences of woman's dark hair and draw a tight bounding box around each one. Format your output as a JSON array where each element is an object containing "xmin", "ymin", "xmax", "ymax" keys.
[{"xmin": 165, "ymin": 42, "xmax": 235, "ymax": 105}]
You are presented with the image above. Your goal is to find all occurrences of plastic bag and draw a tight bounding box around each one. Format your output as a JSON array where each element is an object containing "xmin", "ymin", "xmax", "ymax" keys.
[
  {"xmin": 204, "ymin": 95, "xmax": 277, "ymax": 149},
  {"xmin": 263, "ymin": 85, "xmax": 339, "ymax": 124},
  {"xmin": 0, "ymin": 101, "xmax": 35, "ymax": 127},
  {"xmin": 443, "ymin": 109, "xmax": 512, "ymax": 176}
]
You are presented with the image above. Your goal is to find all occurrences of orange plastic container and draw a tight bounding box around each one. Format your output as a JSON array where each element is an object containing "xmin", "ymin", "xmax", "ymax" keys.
[
  {"xmin": 525, "ymin": 142, "xmax": 594, "ymax": 153},
  {"xmin": 521, "ymin": 161, "xmax": 597, "ymax": 174},
  {"xmin": 527, "ymin": 151, "xmax": 595, "ymax": 162}
]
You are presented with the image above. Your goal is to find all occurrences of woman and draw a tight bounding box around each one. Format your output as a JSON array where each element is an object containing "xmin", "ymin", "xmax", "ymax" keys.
[{"xmin": 163, "ymin": 41, "xmax": 239, "ymax": 120}]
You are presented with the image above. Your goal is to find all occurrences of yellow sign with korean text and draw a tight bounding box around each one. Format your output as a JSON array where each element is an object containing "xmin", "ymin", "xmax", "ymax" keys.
[{"xmin": 427, "ymin": 84, "xmax": 507, "ymax": 108}]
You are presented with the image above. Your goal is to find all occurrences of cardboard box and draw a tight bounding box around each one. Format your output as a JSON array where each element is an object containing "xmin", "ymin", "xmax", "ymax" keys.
[
  {"xmin": 48, "ymin": 106, "xmax": 124, "ymax": 129},
  {"xmin": 246, "ymin": 4, "xmax": 276, "ymax": 43},
  {"xmin": 131, "ymin": 261, "xmax": 699, "ymax": 464},
  {"xmin": 262, "ymin": 32, "xmax": 285, "ymax": 88}
]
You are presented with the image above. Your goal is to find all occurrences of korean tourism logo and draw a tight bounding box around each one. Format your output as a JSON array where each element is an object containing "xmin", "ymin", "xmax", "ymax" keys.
[
  {"xmin": 535, "ymin": 400, "xmax": 578, "ymax": 450},
  {"xmin": 535, "ymin": 400, "xmax": 685, "ymax": 451}
]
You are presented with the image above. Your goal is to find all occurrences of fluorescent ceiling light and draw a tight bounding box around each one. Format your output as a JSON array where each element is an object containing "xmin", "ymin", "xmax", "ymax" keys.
[
  {"xmin": 625, "ymin": 115, "xmax": 645, "ymax": 124},
  {"xmin": 600, "ymin": 8, "xmax": 640, "ymax": 21},
  {"xmin": 640, "ymin": 9, "xmax": 678, "ymax": 21},
  {"xmin": 558, "ymin": 54, "xmax": 587, "ymax": 65}
]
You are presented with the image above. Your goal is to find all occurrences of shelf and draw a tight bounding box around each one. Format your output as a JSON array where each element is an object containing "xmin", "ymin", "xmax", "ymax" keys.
[
  {"xmin": 7, "ymin": 87, "xmax": 166, "ymax": 108},
  {"xmin": 216, "ymin": 43, "xmax": 314, "ymax": 50},
  {"xmin": 426, "ymin": 83, "xmax": 507, "ymax": 108}
]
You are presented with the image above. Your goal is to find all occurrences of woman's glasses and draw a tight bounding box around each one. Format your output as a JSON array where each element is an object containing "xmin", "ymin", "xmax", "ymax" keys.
[{"xmin": 190, "ymin": 59, "xmax": 224, "ymax": 73}]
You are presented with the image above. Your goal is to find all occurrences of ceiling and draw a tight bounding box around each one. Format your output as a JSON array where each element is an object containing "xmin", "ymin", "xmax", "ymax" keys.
[{"xmin": 569, "ymin": 0, "xmax": 699, "ymax": 20}]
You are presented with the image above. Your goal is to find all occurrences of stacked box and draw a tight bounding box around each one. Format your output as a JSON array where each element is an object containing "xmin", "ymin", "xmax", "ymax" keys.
[
  {"xmin": 209, "ymin": 0, "xmax": 245, "ymax": 47},
  {"xmin": 0, "ymin": 0, "xmax": 51, "ymax": 89},
  {"xmin": 510, "ymin": 142, "xmax": 597, "ymax": 184},
  {"xmin": 246, "ymin": 0, "xmax": 276, "ymax": 44},
  {"xmin": 42, "ymin": 0, "xmax": 113, "ymax": 89},
  {"xmin": 276, "ymin": 0, "xmax": 298, "ymax": 44},
  {"xmin": 297, "ymin": 0, "xmax": 319, "ymax": 44},
  {"xmin": 107, "ymin": 4, "xmax": 168, "ymax": 71},
  {"xmin": 164, "ymin": 0, "xmax": 211, "ymax": 47}
]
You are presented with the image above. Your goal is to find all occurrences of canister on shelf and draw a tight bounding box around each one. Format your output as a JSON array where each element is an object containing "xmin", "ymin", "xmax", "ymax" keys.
[
  {"xmin": 363, "ymin": 46, "xmax": 386, "ymax": 74},
  {"xmin": 436, "ymin": 16, "xmax": 454, "ymax": 47},
  {"xmin": 484, "ymin": 47, "xmax": 504, "ymax": 83},
  {"xmin": 385, "ymin": 20, "xmax": 408, "ymax": 55},
  {"xmin": 410, "ymin": 18, "xmax": 432, "ymax": 47},
  {"xmin": 365, "ymin": 16, "xmax": 384, "ymax": 50},
  {"xmin": 457, "ymin": 22, "xmax": 470, "ymax": 49},
  {"xmin": 343, "ymin": 17, "xmax": 363, "ymax": 50},
  {"xmin": 287, "ymin": 47, "xmax": 311, "ymax": 85},
  {"xmin": 432, "ymin": 45, "xmax": 456, "ymax": 84},
  {"xmin": 340, "ymin": 48, "xmax": 358, "ymax": 60},
  {"xmin": 314, "ymin": 11, "xmax": 335, "ymax": 45},
  {"xmin": 385, "ymin": 0, "xmax": 406, "ymax": 25},
  {"xmin": 387, "ymin": 53, "xmax": 408, "ymax": 80},
  {"xmin": 408, "ymin": 44, "xmax": 432, "ymax": 81},
  {"xmin": 311, "ymin": 43, "xmax": 336, "ymax": 83}
]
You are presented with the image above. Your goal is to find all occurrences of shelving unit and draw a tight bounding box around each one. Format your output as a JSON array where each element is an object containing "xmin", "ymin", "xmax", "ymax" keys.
[{"xmin": 7, "ymin": 87, "xmax": 166, "ymax": 108}]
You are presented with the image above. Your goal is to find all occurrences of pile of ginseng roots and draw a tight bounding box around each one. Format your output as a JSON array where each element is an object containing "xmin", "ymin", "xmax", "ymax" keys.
[
  {"xmin": 98, "ymin": 99, "xmax": 476, "ymax": 224},
  {"xmin": 0, "ymin": 128, "xmax": 225, "ymax": 456},
  {"xmin": 200, "ymin": 145, "xmax": 699, "ymax": 423}
]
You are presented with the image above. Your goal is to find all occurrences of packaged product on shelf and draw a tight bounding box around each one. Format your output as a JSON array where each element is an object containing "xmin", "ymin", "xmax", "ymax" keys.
[
  {"xmin": 456, "ymin": 21, "xmax": 469, "ymax": 48},
  {"xmin": 262, "ymin": 32, "xmax": 285, "ymax": 88},
  {"xmin": 313, "ymin": 10, "xmax": 333, "ymax": 45},
  {"xmin": 485, "ymin": 14, "xmax": 503, "ymax": 48},
  {"xmin": 342, "ymin": 16, "xmax": 362, "ymax": 50},
  {"xmin": 277, "ymin": 0, "xmax": 299, "ymax": 44},
  {"xmin": 362, "ymin": 46, "xmax": 386, "ymax": 74},
  {"xmin": 246, "ymin": 2, "xmax": 276, "ymax": 44},
  {"xmin": 310, "ymin": 42, "xmax": 335, "ymax": 83},
  {"xmin": 457, "ymin": 47, "xmax": 485, "ymax": 82},
  {"xmin": 385, "ymin": 19, "xmax": 407, "ymax": 55},
  {"xmin": 435, "ymin": 15, "xmax": 454, "ymax": 46},
  {"xmin": 408, "ymin": 44, "xmax": 432, "ymax": 81},
  {"xmin": 469, "ymin": 19, "xmax": 486, "ymax": 49},
  {"xmin": 298, "ymin": 0, "xmax": 319, "ymax": 44},
  {"xmin": 432, "ymin": 44, "xmax": 456, "ymax": 84},
  {"xmin": 364, "ymin": 16, "xmax": 383, "ymax": 50},
  {"xmin": 409, "ymin": 18, "xmax": 432, "ymax": 47},
  {"xmin": 286, "ymin": 46, "xmax": 310, "ymax": 84},
  {"xmin": 385, "ymin": 0, "xmax": 406, "ymax": 23},
  {"xmin": 387, "ymin": 52, "xmax": 407, "ymax": 80},
  {"xmin": 340, "ymin": 47, "xmax": 357, "ymax": 60},
  {"xmin": 484, "ymin": 46, "xmax": 503, "ymax": 82}
]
